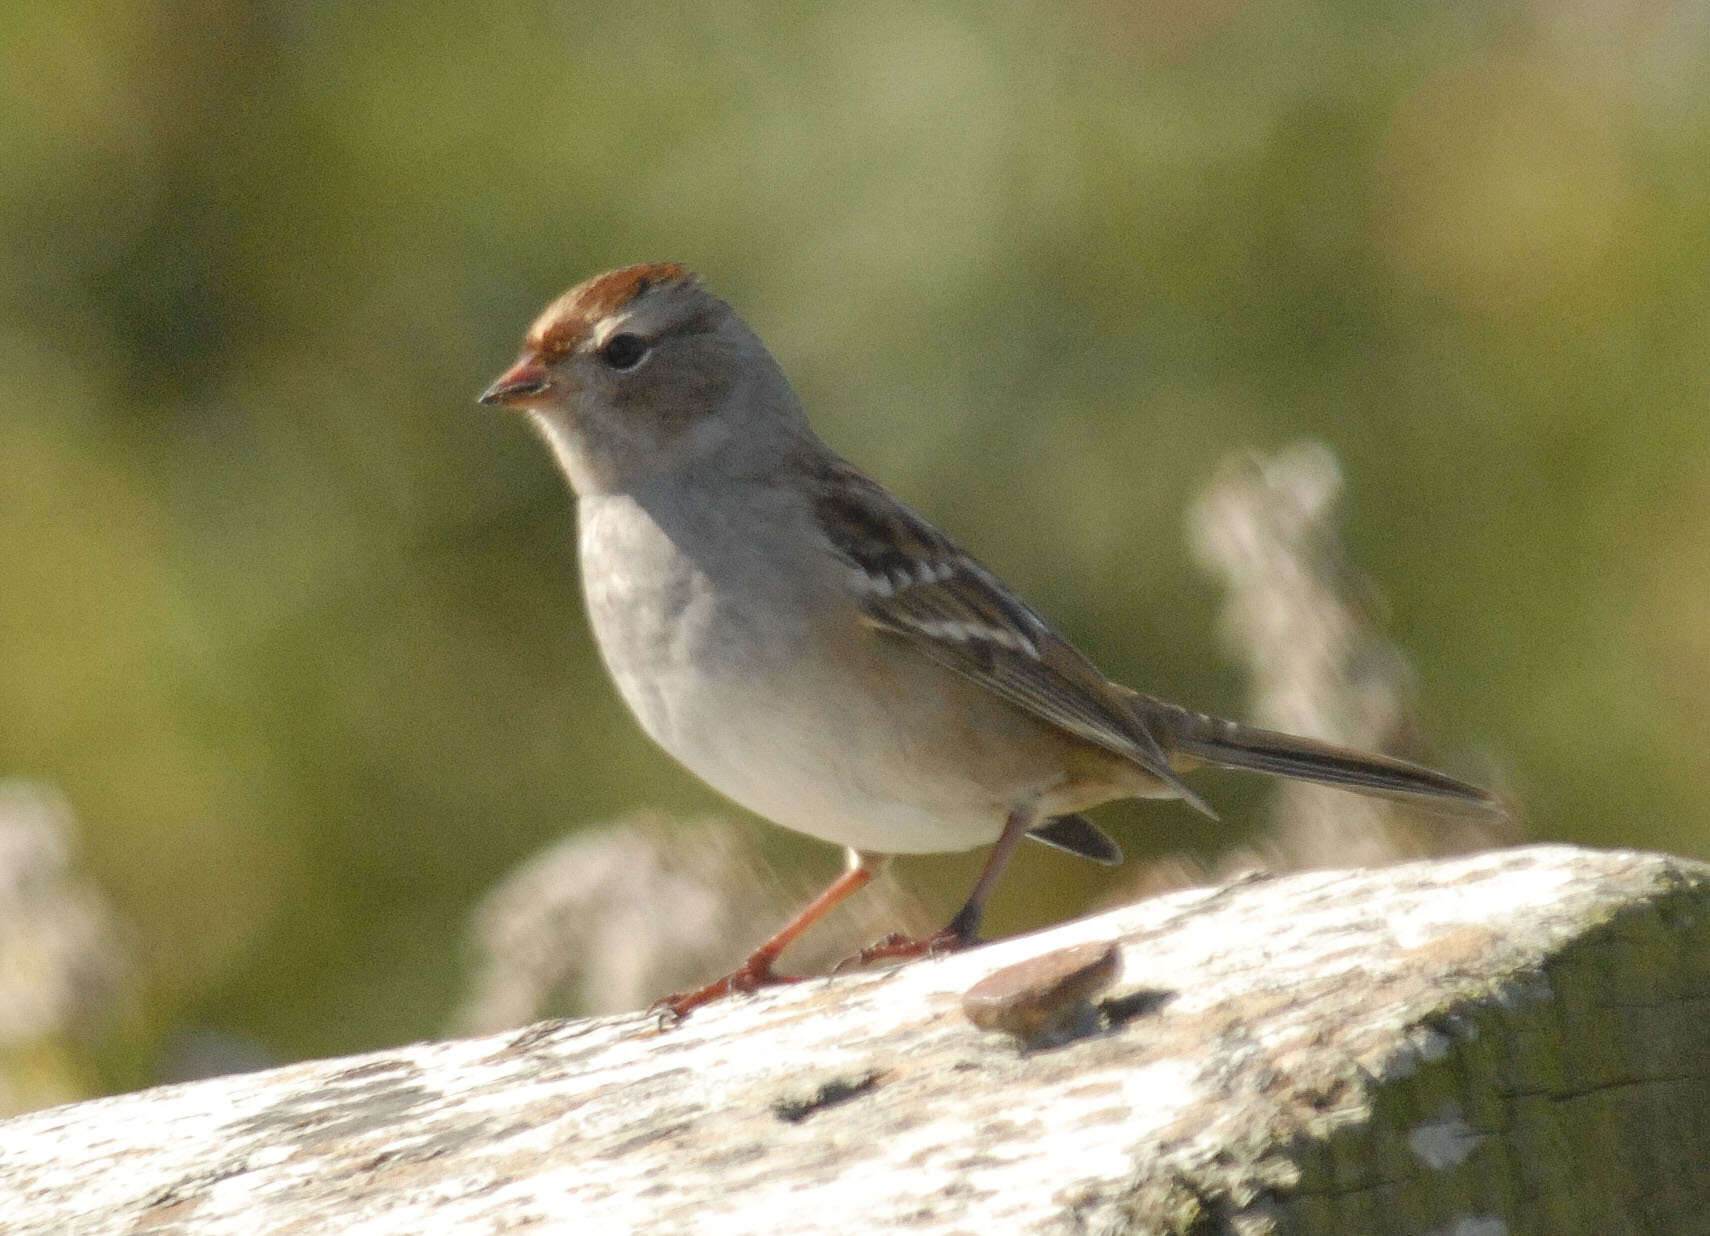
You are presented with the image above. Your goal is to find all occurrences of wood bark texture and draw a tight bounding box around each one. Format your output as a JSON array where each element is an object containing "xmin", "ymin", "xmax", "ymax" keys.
[{"xmin": 1, "ymin": 844, "xmax": 1706, "ymax": 1235}]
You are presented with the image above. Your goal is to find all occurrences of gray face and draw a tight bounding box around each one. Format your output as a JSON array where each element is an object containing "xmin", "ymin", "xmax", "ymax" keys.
[{"xmin": 488, "ymin": 273, "xmax": 804, "ymax": 495}]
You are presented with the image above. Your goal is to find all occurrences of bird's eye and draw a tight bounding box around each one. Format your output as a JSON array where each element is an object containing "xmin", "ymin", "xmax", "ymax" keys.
[{"xmin": 598, "ymin": 333, "xmax": 651, "ymax": 371}]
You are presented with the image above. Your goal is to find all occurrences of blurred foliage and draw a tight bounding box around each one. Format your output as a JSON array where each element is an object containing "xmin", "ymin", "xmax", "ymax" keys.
[{"xmin": 2, "ymin": 0, "xmax": 1707, "ymax": 1100}]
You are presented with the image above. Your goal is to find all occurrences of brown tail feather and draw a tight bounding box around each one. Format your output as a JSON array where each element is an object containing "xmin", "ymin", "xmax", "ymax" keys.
[{"xmin": 1153, "ymin": 704, "xmax": 1501, "ymax": 815}]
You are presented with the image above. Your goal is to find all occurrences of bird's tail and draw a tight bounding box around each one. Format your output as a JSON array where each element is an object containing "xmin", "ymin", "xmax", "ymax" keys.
[{"xmin": 1149, "ymin": 701, "xmax": 1501, "ymax": 815}]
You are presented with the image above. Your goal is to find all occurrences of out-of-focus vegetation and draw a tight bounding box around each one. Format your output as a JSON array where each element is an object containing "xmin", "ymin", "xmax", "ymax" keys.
[{"xmin": 2, "ymin": 1, "xmax": 1706, "ymax": 1101}]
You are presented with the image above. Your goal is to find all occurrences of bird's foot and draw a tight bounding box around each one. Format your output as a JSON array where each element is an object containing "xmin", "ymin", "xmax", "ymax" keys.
[
  {"xmin": 650, "ymin": 953, "xmax": 802, "ymax": 1024},
  {"xmin": 834, "ymin": 926, "xmax": 975, "ymax": 972}
]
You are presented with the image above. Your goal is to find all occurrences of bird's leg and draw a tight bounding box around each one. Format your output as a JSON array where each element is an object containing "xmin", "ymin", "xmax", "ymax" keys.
[
  {"xmin": 841, "ymin": 805, "xmax": 1035, "ymax": 969},
  {"xmin": 651, "ymin": 849, "xmax": 887, "ymax": 1021}
]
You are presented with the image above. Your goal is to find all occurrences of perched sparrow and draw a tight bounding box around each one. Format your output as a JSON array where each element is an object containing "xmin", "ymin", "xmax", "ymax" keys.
[{"xmin": 480, "ymin": 263, "xmax": 1498, "ymax": 1018}]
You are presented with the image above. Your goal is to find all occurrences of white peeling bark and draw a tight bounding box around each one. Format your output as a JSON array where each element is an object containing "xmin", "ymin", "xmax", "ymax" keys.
[{"xmin": 2, "ymin": 844, "xmax": 1706, "ymax": 1235}]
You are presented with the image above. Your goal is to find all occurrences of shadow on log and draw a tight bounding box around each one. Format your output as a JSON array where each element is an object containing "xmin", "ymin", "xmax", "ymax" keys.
[{"xmin": 2, "ymin": 845, "xmax": 1706, "ymax": 1234}]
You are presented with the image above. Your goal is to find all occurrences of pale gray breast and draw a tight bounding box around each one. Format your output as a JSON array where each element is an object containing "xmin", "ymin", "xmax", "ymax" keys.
[
  {"xmin": 572, "ymin": 483, "xmax": 1020, "ymax": 853},
  {"xmin": 575, "ymin": 484, "xmax": 830, "ymax": 748}
]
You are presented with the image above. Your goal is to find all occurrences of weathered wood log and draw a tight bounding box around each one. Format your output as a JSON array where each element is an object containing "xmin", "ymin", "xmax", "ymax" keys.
[{"xmin": 2, "ymin": 844, "xmax": 1706, "ymax": 1234}]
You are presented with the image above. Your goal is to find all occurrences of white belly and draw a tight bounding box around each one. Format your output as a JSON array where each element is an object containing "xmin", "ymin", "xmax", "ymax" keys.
[{"xmin": 577, "ymin": 490, "xmax": 1007, "ymax": 854}]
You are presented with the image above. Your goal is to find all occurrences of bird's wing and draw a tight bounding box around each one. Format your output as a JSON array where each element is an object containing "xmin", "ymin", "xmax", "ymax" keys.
[{"xmin": 810, "ymin": 462, "xmax": 1215, "ymax": 817}]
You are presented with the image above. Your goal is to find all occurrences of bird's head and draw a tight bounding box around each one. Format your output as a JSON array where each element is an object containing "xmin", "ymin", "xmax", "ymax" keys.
[{"xmin": 480, "ymin": 263, "xmax": 805, "ymax": 494}]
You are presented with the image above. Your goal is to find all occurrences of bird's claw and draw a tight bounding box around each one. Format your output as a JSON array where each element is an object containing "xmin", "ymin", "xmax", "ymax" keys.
[
  {"xmin": 648, "ymin": 956, "xmax": 798, "ymax": 1025},
  {"xmin": 834, "ymin": 927, "xmax": 972, "ymax": 972}
]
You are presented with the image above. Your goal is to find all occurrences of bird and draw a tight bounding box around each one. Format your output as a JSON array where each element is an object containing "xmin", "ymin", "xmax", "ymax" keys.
[{"xmin": 478, "ymin": 262, "xmax": 1499, "ymax": 1018}]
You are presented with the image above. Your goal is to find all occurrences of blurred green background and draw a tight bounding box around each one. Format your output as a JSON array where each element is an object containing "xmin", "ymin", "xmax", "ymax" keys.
[{"xmin": 3, "ymin": 1, "xmax": 1707, "ymax": 1105}]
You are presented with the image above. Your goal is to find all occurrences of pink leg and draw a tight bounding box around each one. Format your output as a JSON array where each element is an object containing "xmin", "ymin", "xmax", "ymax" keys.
[
  {"xmin": 841, "ymin": 805, "xmax": 1035, "ymax": 969},
  {"xmin": 652, "ymin": 850, "xmax": 886, "ymax": 1020}
]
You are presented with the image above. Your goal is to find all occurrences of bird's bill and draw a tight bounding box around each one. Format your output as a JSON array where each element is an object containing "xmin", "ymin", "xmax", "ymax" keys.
[{"xmin": 478, "ymin": 358, "xmax": 554, "ymax": 408}]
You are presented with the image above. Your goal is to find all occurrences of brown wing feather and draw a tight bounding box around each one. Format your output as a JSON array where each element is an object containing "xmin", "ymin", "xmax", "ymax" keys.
[{"xmin": 811, "ymin": 463, "xmax": 1215, "ymax": 817}]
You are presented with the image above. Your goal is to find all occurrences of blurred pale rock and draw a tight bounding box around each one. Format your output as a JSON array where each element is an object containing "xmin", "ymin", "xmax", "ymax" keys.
[
  {"xmin": 455, "ymin": 815, "xmax": 934, "ymax": 1029},
  {"xmin": 1183, "ymin": 441, "xmax": 1514, "ymax": 874},
  {"xmin": 0, "ymin": 782, "xmax": 130, "ymax": 1114}
]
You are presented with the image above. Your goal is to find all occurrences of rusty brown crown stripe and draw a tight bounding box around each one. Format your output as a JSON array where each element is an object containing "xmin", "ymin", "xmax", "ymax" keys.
[{"xmin": 527, "ymin": 263, "xmax": 697, "ymax": 360}]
